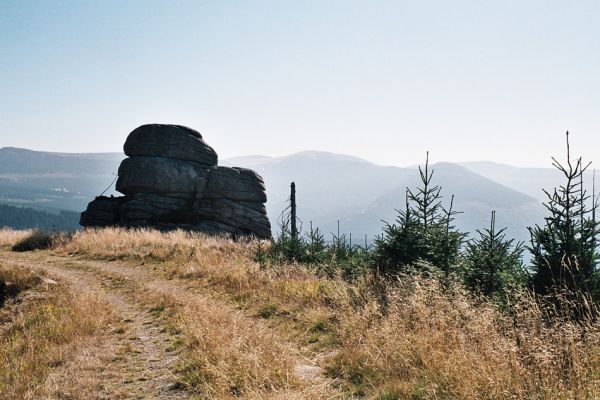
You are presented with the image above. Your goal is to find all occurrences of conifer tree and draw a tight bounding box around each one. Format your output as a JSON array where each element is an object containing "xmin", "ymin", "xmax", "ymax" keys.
[
  {"xmin": 464, "ymin": 211, "xmax": 525, "ymax": 296},
  {"xmin": 440, "ymin": 194, "xmax": 465, "ymax": 278},
  {"xmin": 374, "ymin": 153, "xmax": 464, "ymax": 275},
  {"xmin": 305, "ymin": 221, "xmax": 327, "ymax": 263},
  {"xmin": 528, "ymin": 132, "xmax": 599, "ymax": 295},
  {"xmin": 374, "ymin": 190, "xmax": 423, "ymax": 273}
]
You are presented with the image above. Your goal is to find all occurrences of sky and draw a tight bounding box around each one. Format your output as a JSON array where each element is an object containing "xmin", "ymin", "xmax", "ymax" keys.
[{"xmin": 1, "ymin": 0, "xmax": 599, "ymax": 167}]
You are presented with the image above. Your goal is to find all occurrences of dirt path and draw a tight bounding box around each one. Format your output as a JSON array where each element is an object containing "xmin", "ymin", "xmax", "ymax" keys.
[
  {"xmin": 0, "ymin": 251, "xmax": 191, "ymax": 400},
  {"xmin": 0, "ymin": 250, "xmax": 334, "ymax": 399}
]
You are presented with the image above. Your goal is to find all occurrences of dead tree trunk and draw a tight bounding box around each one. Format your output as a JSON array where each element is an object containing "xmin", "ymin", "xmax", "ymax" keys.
[{"xmin": 290, "ymin": 182, "xmax": 298, "ymax": 240}]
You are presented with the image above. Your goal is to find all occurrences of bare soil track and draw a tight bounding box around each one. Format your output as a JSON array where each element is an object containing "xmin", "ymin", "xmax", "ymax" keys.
[{"xmin": 0, "ymin": 250, "xmax": 192, "ymax": 400}]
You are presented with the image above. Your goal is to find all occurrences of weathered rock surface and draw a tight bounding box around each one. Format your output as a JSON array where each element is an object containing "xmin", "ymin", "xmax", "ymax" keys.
[
  {"xmin": 80, "ymin": 196, "xmax": 124, "ymax": 227},
  {"xmin": 81, "ymin": 124, "xmax": 271, "ymax": 238},
  {"xmin": 116, "ymin": 156, "xmax": 209, "ymax": 195},
  {"xmin": 119, "ymin": 193, "xmax": 191, "ymax": 225},
  {"xmin": 194, "ymin": 198, "xmax": 271, "ymax": 238},
  {"xmin": 203, "ymin": 167, "xmax": 267, "ymax": 202},
  {"xmin": 124, "ymin": 124, "xmax": 218, "ymax": 165}
]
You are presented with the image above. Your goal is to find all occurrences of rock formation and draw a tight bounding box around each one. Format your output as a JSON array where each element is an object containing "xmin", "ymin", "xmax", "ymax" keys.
[{"xmin": 80, "ymin": 124, "xmax": 271, "ymax": 238}]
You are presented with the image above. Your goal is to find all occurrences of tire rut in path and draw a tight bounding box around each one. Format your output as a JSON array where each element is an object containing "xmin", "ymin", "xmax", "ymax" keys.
[{"xmin": 0, "ymin": 252, "xmax": 191, "ymax": 400}]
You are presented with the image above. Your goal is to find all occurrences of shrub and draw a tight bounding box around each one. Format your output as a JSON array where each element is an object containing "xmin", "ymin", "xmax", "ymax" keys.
[
  {"xmin": 259, "ymin": 221, "xmax": 371, "ymax": 281},
  {"xmin": 11, "ymin": 230, "xmax": 59, "ymax": 252}
]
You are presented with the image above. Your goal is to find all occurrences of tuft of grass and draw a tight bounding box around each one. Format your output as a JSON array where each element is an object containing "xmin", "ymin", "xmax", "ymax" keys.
[
  {"xmin": 257, "ymin": 303, "xmax": 278, "ymax": 319},
  {"xmin": 0, "ymin": 264, "xmax": 42, "ymax": 305},
  {"xmin": 310, "ymin": 319, "xmax": 328, "ymax": 333},
  {"xmin": 149, "ymin": 304, "xmax": 165, "ymax": 317},
  {"xmin": 0, "ymin": 228, "xmax": 32, "ymax": 249}
]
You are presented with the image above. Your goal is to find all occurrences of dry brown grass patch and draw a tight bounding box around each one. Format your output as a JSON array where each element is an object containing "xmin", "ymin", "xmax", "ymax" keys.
[
  {"xmin": 0, "ymin": 228, "xmax": 32, "ymax": 249},
  {"xmin": 55, "ymin": 228, "xmax": 347, "ymax": 343},
  {"xmin": 329, "ymin": 276, "xmax": 600, "ymax": 399},
  {"xmin": 0, "ymin": 264, "xmax": 112, "ymax": 400},
  {"xmin": 137, "ymin": 288, "xmax": 339, "ymax": 398},
  {"xmin": 0, "ymin": 263, "xmax": 42, "ymax": 305}
]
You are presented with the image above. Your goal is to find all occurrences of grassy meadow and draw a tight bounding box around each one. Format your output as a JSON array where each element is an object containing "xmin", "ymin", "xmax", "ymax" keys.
[{"xmin": 0, "ymin": 227, "xmax": 599, "ymax": 399}]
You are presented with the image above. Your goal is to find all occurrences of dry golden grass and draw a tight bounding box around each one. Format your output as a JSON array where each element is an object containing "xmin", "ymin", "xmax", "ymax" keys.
[
  {"xmin": 0, "ymin": 228, "xmax": 32, "ymax": 248},
  {"xmin": 0, "ymin": 261, "xmax": 42, "ymax": 300},
  {"xmin": 45, "ymin": 229, "xmax": 342, "ymax": 398},
  {"xmin": 58, "ymin": 227, "xmax": 346, "ymax": 307},
  {"xmin": 330, "ymin": 277, "xmax": 600, "ymax": 399},
  {"xmin": 144, "ymin": 291, "xmax": 337, "ymax": 399},
  {"xmin": 56, "ymin": 228, "xmax": 347, "ymax": 348},
  {"xmin": 0, "ymin": 263, "xmax": 112, "ymax": 400},
  {"xmin": 2, "ymin": 227, "xmax": 600, "ymax": 399}
]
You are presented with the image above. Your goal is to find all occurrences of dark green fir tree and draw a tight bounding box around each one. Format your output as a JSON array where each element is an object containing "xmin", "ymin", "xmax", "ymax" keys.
[
  {"xmin": 528, "ymin": 132, "xmax": 599, "ymax": 296},
  {"xmin": 464, "ymin": 211, "xmax": 525, "ymax": 297},
  {"xmin": 374, "ymin": 153, "xmax": 464, "ymax": 275}
]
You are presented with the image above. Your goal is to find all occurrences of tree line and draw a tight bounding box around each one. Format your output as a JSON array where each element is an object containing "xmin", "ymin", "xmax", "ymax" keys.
[{"xmin": 0, "ymin": 203, "xmax": 80, "ymax": 232}]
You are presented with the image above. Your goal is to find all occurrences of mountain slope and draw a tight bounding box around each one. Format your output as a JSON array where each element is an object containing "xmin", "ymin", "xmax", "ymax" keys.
[
  {"xmin": 0, "ymin": 147, "xmax": 123, "ymax": 211},
  {"xmin": 459, "ymin": 161, "xmax": 565, "ymax": 200}
]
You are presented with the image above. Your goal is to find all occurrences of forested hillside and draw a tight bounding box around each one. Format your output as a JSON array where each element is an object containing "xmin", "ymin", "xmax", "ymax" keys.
[{"xmin": 0, "ymin": 203, "xmax": 79, "ymax": 231}]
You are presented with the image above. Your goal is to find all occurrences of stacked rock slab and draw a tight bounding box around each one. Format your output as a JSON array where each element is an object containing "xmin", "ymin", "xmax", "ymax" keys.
[{"xmin": 80, "ymin": 124, "xmax": 271, "ymax": 238}]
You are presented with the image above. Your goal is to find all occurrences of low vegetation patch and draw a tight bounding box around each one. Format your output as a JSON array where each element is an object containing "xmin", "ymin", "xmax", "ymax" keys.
[
  {"xmin": 11, "ymin": 230, "xmax": 65, "ymax": 252},
  {"xmin": 330, "ymin": 277, "xmax": 600, "ymax": 399},
  {"xmin": 0, "ymin": 263, "xmax": 41, "ymax": 306},
  {"xmin": 135, "ymin": 288, "xmax": 325, "ymax": 398},
  {"xmin": 0, "ymin": 228, "xmax": 31, "ymax": 249},
  {"xmin": 0, "ymin": 263, "xmax": 112, "ymax": 399}
]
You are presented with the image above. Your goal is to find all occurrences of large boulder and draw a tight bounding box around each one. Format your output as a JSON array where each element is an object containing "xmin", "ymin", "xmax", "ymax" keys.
[
  {"xmin": 116, "ymin": 156, "xmax": 210, "ymax": 196},
  {"xmin": 124, "ymin": 124, "xmax": 218, "ymax": 166},
  {"xmin": 194, "ymin": 198, "xmax": 271, "ymax": 238},
  {"xmin": 81, "ymin": 124, "xmax": 271, "ymax": 238},
  {"xmin": 203, "ymin": 167, "xmax": 267, "ymax": 203},
  {"xmin": 80, "ymin": 196, "xmax": 124, "ymax": 227},
  {"xmin": 119, "ymin": 193, "xmax": 191, "ymax": 225}
]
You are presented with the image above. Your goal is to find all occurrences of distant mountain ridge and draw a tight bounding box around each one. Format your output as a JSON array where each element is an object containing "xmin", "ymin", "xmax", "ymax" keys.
[
  {"xmin": 459, "ymin": 161, "xmax": 564, "ymax": 200},
  {"xmin": 0, "ymin": 147, "xmax": 123, "ymax": 173},
  {"xmin": 223, "ymin": 151, "xmax": 545, "ymax": 243},
  {"xmin": 0, "ymin": 147, "xmax": 554, "ymax": 242}
]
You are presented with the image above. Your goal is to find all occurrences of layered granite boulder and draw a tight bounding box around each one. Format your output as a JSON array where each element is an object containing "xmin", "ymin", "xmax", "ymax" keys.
[{"xmin": 80, "ymin": 124, "xmax": 271, "ymax": 238}]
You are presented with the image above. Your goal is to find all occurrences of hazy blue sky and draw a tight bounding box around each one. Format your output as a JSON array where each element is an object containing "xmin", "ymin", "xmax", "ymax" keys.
[{"xmin": 1, "ymin": 0, "xmax": 599, "ymax": 167}]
